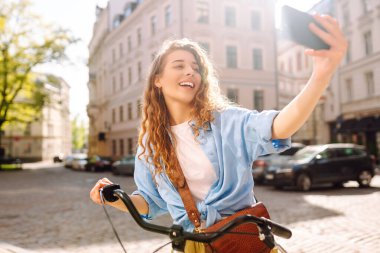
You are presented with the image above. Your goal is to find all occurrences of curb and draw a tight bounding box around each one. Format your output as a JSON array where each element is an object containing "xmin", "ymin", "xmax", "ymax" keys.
[{"xmin": 0, "ymin": 242, "xmax": 34, "ymax": 253}]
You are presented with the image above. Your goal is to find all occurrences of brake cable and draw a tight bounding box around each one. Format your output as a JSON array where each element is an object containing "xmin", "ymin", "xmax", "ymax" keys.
[{"xmin": 100, "ymin": 189, "xmax": 128, "ymax": 253}]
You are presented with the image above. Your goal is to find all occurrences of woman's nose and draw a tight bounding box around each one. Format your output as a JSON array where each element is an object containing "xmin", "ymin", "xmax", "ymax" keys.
[{"xmin": 185, "ymin": 66, "xmax": 194, "ymax": 76}]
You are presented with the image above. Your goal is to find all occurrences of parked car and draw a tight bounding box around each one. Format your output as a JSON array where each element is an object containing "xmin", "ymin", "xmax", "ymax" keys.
[
  {"xmin": 265, "ymin": 143, "xmax": 376, "ymax": 191},
  {"xmin": 0, "ymin": 156, "xmax": 22, "ymax": 170},
  {"xmin": 64, "ymin": 154, "xmax": 86, "ymax": 168},
  {"xmin": 53, "ymin": 153, "xmax": 64, "ymax": 163},
  {"xmin": 71, "ymin": 157, "xmax": 88, "ymax": 171},
  {"xmin": 85, "ymin": 155, "xmax": 112, "ymax": 172},
  {"xmin": 112, "ymin": 155, "xmax": 135, "ymax": 176},
  {"xmin": 252, "ymin": 143, "xmax": 305, "ymax": 184}
]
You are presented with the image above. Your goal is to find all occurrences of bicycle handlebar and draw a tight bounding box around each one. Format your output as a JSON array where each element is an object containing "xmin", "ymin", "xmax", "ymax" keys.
[{"xmin": 101, "ymin": 184, "xmax": 292, "ymax": 244}]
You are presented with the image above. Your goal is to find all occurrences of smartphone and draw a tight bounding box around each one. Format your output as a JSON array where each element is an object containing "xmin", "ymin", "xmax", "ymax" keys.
[{"xmin": 281, "ymin": 5, "xmax": 330, "ymax": 50}]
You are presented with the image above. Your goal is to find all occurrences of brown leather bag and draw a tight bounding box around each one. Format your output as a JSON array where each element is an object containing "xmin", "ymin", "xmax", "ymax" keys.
[
  {"xmin": 171, "ymin": 153, "xmax": 272, "ymax": 253},
  {"xmin": 202, "ymin": 202, "xmax": 271, "ymax": 253}
]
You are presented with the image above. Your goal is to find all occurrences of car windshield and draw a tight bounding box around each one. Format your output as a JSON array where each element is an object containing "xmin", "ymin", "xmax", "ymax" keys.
[{"xmin": 293, "ymin": 146, "xmax": 325, "ymax": 162}]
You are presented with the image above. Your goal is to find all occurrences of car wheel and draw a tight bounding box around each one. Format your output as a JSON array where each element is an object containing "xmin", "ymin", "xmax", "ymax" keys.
[
  {"xmin": 357, "ymin": 170, "xmax": 372, "ymax": 188},
  {"xmin": 296, "ymin": 173, "xmax": 312, "ymax": 191},
  {"xmin": 333, "ymin": 182, "xmax": 344, "ymax": 188},
  {"xmin": 274, "ymin": 185, "xmax": 283, "ymax": 190},
  {"xmin": 89, "ymin": 165, "xmax": 96, "ymax": 172}
]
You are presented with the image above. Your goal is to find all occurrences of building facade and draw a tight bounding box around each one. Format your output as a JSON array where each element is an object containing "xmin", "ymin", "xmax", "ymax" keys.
[
  {"xmin": 87, "ymin": 0, "xmax": 278, "ymax": 159},
  {"xmin": 2, "ymin": 74, "xmax": 71, "ymax": 162},
  {"xmin": 278, "ymin": 0, "xmax": 380, "ymax": 160}
]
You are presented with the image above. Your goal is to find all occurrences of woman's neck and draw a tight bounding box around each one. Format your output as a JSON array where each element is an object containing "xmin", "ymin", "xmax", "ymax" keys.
[{"xmin": 166, "ymin": 102, "xmax": 193, "ymax": 125}]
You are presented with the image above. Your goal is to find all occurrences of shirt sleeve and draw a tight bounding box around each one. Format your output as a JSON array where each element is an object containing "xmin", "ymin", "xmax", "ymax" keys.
[
  {"xmin": 132, "ymin": 149, "xmax": 168, "ymax": 219},
  {"xmin": 248, "ymin": 109, "xmax": 291, "ymax": 155},
  {"xmin": 219, "ymin": 107, "xmax": 291, "ymax": 160}
]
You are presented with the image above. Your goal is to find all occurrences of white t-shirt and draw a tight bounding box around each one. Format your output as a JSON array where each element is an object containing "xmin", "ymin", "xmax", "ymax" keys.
[{"xmin": 171, "ymin": 121, "xmax": 217, "ymax": 202}]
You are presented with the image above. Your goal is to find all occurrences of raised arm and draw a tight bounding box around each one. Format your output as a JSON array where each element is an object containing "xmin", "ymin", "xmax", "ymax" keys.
[{"xmin": 272, "ymin": 14, "xmax": 347, "ymax": 140}]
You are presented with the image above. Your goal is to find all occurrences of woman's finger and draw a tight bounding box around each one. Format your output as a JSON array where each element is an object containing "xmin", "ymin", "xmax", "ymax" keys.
[
  {"xmin": 308, "ymin": 22, "xmax": 337, "ymax": 47},
  {"xmin": 312, "ymin": 14, "xmax": 341, "ymax": 39},
  {"xmin": 304, "ymin": 48, "xmax": 329, "ymax": 58}
]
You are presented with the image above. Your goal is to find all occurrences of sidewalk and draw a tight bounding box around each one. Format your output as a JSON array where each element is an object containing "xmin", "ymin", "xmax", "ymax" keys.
[
  {"xmin": 0, "ymin": 242, "xmax": 34, "ymax": 253},
  {"xmin": 22, "ymin": 160, "xmax": 62, "ymax": 170}
]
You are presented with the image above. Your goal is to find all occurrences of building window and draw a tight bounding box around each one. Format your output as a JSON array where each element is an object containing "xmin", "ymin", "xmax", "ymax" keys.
[
  {"xmin": 112, "ymin": 140, "xmax": 117, "ymax": 156},
  {"xmin": 225, "ymin": 6, "xmax": 236, "ymax": 27},
  {"xmin": 165, "ymin": 5, "xmax": 172, "ymax": 27},
  {"xmin": 137, "ymin": 61, "xmax": 142, "ymax": 81},
  {"xmin": 137, "ymin": 28, "xmax": 142, "ymax": 46},
  {"xmin": 251, "ymin": 11, "xmax": 261, "ymax": 31},
  {"xmin": 365, "ymin": 72, "xmax": 374, "ymax": 97},
  {"xmin": 127, "ymin": 36, "xmax": 132, "ymax": 52},
  {"xmin": 119, "ymin": 72, "xmax": 124, "ymax": 89},
  {"xmin": 119, "ymin": 139, "xmax": 124, "ymax": 156},
  {"xmin": 128, "ymin": 67, "xmax": 132, "ymax": 85},
  {"xmin": 226, "ymin": 46, "xmax": 237, "ymax": 68},
  {"xmin": 119, "ymin": 106, "xmax": 124, "ymax": 122},
  {"xmin": 342, "ymin": 6, "xmax": 350, "ymax": 26},
  {"xmin": 227, "ymin": 88, "xmax": 238, "ymax": 103},
  {"xmin": 254, "ymin": 90, "xmax": 264, "ymax": 111},
  {"xmin": 112, "ymin": 108, "xmax": 116, "ymax": 123},
  {"xmin": 362, "ymin": 0, "xmax": 372, "ymax": 13},
  {"xmin": 345, "ymin": 40, "xmax": 351, "ymax": 63},
  {"xmin": 253, "ymin": 48, "xmax": 263, "ymax": 70},
  {"xmin": 196, "ymin": 1, "xmax": 209, "ymax": 24},
  {"xmin": 119, "ymin": 42, "xmax": 123, "ymax": 57},
  {"xmin": 112, "ymin": 48, "xmax": 116, "ymax": 63},
  {"xmin": 127, "ymin": 138, "xmax": 134, "ymax": 155},
  {"xmin": 127, "ymin": 102, "xmax": 133, "ymax": 120},
  {"xmin": 199, "ymin": 42, "xmax": 210, "ymax": 54},
  {"xmin": 137, "ymin": 99, "xmax": 142, "ymax": 118},
  {"xmin": 363, "ymin": 31, "xmax": 372, "ymax": 55},
  {"xmin": 151, "ymin": 16, "xmax": 156, "ymax": 36},
  {"xmin": 345, "ymin": 78, "xmax": 353, "ymax": 102},
  {"xmin": 112, "ymin": 76, "xmax": 116, "ymax": 93},
  {"xmin": 288, "ymin": 58, "xmax": 293, "ymax": 73}
]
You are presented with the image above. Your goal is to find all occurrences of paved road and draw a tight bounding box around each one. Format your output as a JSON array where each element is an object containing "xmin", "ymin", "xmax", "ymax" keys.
[{"xmin": 0, "ymin": 164, "xmax": 379, "ymax": 253}]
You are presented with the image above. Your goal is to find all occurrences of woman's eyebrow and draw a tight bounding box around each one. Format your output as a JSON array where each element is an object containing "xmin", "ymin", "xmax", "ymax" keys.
[{"xmin": 170, "ymin": 59, "xmax": 198, "ymax": 65}]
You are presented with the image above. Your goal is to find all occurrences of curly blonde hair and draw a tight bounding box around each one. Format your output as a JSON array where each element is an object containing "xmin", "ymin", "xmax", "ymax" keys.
[{"xmin": 138, "ymin": 38, "xmax": 229, "ymax": 185}]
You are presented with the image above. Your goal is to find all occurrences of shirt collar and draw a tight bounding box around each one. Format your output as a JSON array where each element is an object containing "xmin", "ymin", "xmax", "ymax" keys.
[{"xmin": 189, "ymin": 120, "xmax": 212, "ymax": 131}]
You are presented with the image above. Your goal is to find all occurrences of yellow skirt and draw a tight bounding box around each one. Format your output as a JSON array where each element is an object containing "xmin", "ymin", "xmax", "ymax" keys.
[{"xmin": 182, "ymin": 241, "xmax": 280, "ymax": 253}]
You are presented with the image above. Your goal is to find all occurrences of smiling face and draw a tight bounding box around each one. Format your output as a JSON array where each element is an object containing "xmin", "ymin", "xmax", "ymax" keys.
[{"xmin": 154, "ymin": 49, "xmax": 202, "ymax": 113}]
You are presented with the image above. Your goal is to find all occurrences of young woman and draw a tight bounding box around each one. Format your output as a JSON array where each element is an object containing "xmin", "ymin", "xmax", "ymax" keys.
[{"xmin": 91, "ymin": 12, "xmax": 346, "ymax": 248}]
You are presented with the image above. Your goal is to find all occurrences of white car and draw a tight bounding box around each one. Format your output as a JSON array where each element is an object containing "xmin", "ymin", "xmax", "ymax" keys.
[{"xmin": 71, "ymin": 157, "xmax": 88, "ymax": 171}]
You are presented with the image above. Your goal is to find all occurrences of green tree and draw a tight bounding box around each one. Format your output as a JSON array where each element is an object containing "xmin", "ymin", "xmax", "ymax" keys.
[
  {"xmin": 71, "ymin": 116, "xmax": 87, "ymax": 153},
  {"xmin": 0, "ymin": 0, "xmax": 76, "ymax": 147}
]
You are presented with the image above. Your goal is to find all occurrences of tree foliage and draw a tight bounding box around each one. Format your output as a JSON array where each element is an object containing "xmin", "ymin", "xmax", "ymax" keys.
[
  {"xmin": 71, "ymin": 116, "xmax": 87, "ymax": 152},
  {"xmin": 0, "ymin": 0, "xmax": 76, "ymax": 141}
]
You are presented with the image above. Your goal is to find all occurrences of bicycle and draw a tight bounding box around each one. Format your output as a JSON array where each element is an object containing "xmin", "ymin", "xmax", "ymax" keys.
[{"xmin": 99, "ymin": 184, "xmax": 292, "ymax": 253}]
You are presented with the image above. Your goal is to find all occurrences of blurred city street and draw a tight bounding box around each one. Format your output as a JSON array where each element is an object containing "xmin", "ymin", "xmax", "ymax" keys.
[{"xmin": 1, "ymin": 164, "xmax": 379, "ymax": 253}]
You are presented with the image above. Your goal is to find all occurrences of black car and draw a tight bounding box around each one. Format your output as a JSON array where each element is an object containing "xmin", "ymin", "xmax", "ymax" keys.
[
  {"xmin": 112, "ymin": 155, "xmax": 135, "ymax": 176},
  {"xmin": 85, "ymin": 155, "xmax": 113, "ymax": 172},
  {"xmin": 252, "ymin": 143, "xmax": 305, "ymax": 184},
  {"xmin": 265, "ymin": 143, "xmax": 376, "ymax": 191}
]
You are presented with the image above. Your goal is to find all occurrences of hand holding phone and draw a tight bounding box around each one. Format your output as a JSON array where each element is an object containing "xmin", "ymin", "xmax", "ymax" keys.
[{"xmin": 281, "ymin": 5, "xmax": 330, "ymax": 50}]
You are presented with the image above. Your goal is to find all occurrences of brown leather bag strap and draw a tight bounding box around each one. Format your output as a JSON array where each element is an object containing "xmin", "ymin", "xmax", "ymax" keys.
[{"xmin": 172, "ymin": 151, "xmax": 202, "ymax": 228}]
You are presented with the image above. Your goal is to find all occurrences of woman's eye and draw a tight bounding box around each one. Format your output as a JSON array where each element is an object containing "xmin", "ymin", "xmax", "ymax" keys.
[{"xmin": 174, "ymin": 65, "xmax": 184, "ymax": 69}]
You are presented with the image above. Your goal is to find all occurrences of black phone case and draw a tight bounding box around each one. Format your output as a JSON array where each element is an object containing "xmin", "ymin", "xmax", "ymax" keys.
[{"xmin": 281, "ymin": 5, "xmax": 330, "ymax": 50}]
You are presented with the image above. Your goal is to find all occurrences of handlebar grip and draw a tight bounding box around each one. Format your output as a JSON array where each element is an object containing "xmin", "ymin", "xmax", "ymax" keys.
[
  {"xmin": 261, "ymin": 217, "xmax": 292, "ymax": 239},
  {"xmin": 101, "ymin": 184, "xmax": 121, "ymax": 202}
]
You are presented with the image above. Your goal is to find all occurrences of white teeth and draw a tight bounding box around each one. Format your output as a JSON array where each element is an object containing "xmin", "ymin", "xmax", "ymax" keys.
[{"xmin": 179, "ymin": 82, "xmax": 194, "ymax": 88}]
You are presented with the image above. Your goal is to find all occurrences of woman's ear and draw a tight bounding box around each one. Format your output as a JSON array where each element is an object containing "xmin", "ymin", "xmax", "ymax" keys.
[{"xmin": 154, "ymin": 75, "xmax": 162, "ymax": 88}]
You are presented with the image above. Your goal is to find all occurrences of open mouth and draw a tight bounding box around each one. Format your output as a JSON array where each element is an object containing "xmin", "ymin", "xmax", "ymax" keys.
[{"xmin": 178, "ymin": 82, "xmax": 194, "ymax": 88}]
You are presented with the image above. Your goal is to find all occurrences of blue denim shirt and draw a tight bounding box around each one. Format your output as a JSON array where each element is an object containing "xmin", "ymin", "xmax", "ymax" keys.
[{"xmin": 132, "ymin": 107, "xmax": 290, "ymax": 232}]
